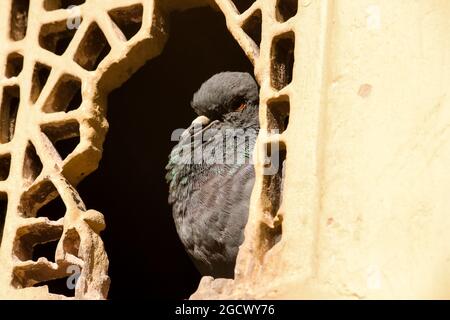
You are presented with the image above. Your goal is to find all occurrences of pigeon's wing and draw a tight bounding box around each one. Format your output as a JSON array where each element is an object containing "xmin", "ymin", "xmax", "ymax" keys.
[{"xmin": 178, "ymin": 163, "xmax": 255, "ymax": 278}]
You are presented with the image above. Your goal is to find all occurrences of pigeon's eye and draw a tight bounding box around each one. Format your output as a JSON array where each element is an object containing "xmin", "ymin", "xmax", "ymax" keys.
[
  {"xmin": 235, "ymin": 103, "xmax": 247, "ymax": 112},
  {"xmin": 231, "ymin": 97, "xmax": 247, "ymax": 112}
]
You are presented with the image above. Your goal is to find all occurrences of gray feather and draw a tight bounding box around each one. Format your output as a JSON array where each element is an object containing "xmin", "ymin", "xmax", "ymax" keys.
[{"xmin": 166, "ymin": 72, "xmax": 259, "ymax": 278}]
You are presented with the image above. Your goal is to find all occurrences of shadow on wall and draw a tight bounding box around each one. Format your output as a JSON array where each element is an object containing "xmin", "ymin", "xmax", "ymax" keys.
[{"xmin": 77, "ymin": 7, "xmax": 254, "ymax": 299}]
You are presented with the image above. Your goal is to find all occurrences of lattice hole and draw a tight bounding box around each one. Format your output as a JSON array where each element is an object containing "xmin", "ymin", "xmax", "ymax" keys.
[
  {"xmin": 260, "ymin": 217, "xmax": 282, "ymax": 252},
  {"xmin": 31, "ymin": 62, "xmax": 52, "ymax": 104},
  {"xmin": 42, "ymin": 121, "xmax": 80, "ymax": 160},
  {"xmin": 33, "ymin": 275, "xmax": 77, "ymax": 297},
  {"xmin": 276, "ymin": 0, "xmax": 298, "ymax": 22},
  {"xmin": 23, "ymin": 142, "xmax": 43, "ymax": 184},
  {"xmin": 13, "ymin": 223, "xmax": 63, "ymax": 261},
  {"xmin": 36, "ymin": 193, "xmax": 66, "ymax": 221},
  {"xmin": 0, "ymin": 192, "xmax": 8, "ymax": 246},
  {"xmin": 39, "ymin": 20, "xmax": 80, "ymax": 56},
  {"xmin": 44, "ymin": 0, "xmax": 86, "ymax": 11},
  {"xmin": 231, "ymin": 0, "xmax": 255, "ymax": 14},
  {"xmin": 74, "ymin": 22, "xmax": 111, "ymax": 71},
  {"xmin": 10, "ymin": 0, "xmax": 30, "ymax": 41},
  {"xmin": 108, "ymin": 4, "xmax": 144, "ymax": 41},
  {"xmin": 0, "ymin": 85, "xmax": 20, "ymax": 144},
  {"xmin": 5, "ymin": 52, "xmax": 24, "ymax": 78},
  {"xmin": 12, "ymin": 263, "xmax": 70, "ymax": 289},
  {"xmin": 43, "ymin": 74, "xmax": 82, "ymax": 113},
  {"xmin": 0, "ymin": 154, "xmax": 12, "ymax": 181},
  {"xmin": 260, "ymin": 141, "xmax": 286, "ymax": 251},
  {"xmin": 242, "ymin": 9, "xmax": 262, "ymax": 48},
  {"xmin": 32, "ymin": 239, "xmax": 59, "ymax": 262},
  {"xmin": 0, "ymin": 0, "xmax": 167, "ymax": 300},
  {"xmin": 271, "ymin": 32, "xmax": 295, "ymax": 90},
  {"xmin": 267, "ymin": 96, "xmax": 290, "ymax": 132},
  {"xmin": 19, "ymin": 180, "xmax": 59, "ymax": 218}
]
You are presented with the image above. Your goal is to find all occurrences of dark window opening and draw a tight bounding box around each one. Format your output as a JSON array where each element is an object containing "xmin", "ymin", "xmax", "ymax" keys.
[{"xmin": 77, "ymin": 7, "xmax": 254, "ymax": 299}]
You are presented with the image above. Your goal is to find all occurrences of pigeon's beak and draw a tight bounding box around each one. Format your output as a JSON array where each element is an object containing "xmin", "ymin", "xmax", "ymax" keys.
[
  {"xmin": 180, "ymin": 116, "xmax": 211, "ymax": 141},
  {"xmin": 191, "ymin": 115, "xmax": 211, "ymax": 127}
]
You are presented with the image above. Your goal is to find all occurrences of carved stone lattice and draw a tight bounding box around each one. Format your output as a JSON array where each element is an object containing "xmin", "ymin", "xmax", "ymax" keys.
[{"xmin": 0, "ymin": 0, "xmax": 299, "ymax": 299}]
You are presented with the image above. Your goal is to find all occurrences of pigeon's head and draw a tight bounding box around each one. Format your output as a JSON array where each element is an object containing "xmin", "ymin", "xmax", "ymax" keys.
[{"xmin": 191, "ymin": 72, "xmax": 259, "ymax": 121}]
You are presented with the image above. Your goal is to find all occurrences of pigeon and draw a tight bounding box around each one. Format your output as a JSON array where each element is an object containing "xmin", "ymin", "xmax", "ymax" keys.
[{"xmin": 166, "ymin": 72, "xmax": 259, "ymax": 278}]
